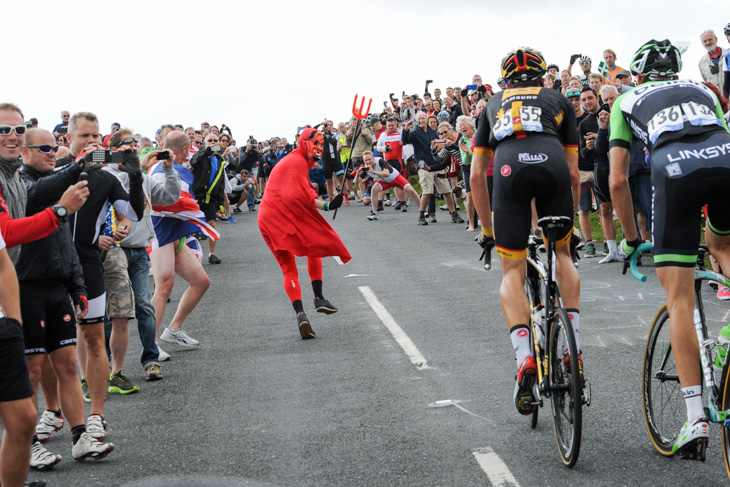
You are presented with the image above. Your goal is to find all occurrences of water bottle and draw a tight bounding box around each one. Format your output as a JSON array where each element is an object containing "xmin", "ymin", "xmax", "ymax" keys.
[
  {"xmin": 714, "ymin": 324, "xmax": 730, "ymax": 373},
  {"xmin": 533, "ymin": 305, "xmax": 546, "ymax": 349}
]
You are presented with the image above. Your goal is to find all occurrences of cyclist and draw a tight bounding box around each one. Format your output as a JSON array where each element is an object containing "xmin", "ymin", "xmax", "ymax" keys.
[
  {"xmin": 609, "ymin": 39, "xmax": 730, "ymax": 458},
  {"xmin": 471, "ymin": 47, "xmax": 582, "ymax": 415}
]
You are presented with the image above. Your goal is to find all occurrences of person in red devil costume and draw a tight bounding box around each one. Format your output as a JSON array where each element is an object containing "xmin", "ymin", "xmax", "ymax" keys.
[{"xmin": 258, "ymin": 128, "xmax": 352, "ymax": 339}]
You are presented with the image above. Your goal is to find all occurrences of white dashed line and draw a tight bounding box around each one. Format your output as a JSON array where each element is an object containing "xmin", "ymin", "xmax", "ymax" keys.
[
  {"xmin": 359, "ymin": 286, "xmax": 431, "ymax": 370},
  {"xmin": 472, "ymin": 447, "xmax": 521, "ymax": 486}
]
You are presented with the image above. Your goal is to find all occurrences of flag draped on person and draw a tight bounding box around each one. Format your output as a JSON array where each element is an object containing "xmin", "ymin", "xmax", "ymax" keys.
[{"xmin": 148, "ymin": 161, "xmax": 219, "ymax": 248}]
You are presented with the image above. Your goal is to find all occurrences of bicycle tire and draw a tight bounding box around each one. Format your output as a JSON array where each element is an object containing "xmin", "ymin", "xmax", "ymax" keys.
[
  {"xmin": 548, "ymin": 307, "xmax": 582, "ymax": 467},
  {"xmin": 531, "ymin": 404, "xmax": 539, "ymax": 429},
  {"xmin": 721, "ymin": 351, "xmax": 730, "ymax": 479},
  {"xmin": 642, "ymin": 304, "xmax": 684, "ymax": 456}
]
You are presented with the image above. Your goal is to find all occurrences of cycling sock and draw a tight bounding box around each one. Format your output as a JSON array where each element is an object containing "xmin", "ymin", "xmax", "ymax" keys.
[
  {"xmin": 606, "ymin": 239, "xmax": 617, "ymax": 255},
  {"xmin": 311, "ymin": 280, "xmax": 323, "ymax": 300},
  {"xmin": 71, "ymin": 424, "xmax": 86, "ymax": 444},
  {"xmin": 566, "ymin": 309, "xmax": 581, "ymax": 353},
  {"xmin": 510, "ymin": 325, "xmax": 531, "ymax": 363},
  {"xmin": 682, "ymin": 385, "xmax": 704, "ymax": 422}
]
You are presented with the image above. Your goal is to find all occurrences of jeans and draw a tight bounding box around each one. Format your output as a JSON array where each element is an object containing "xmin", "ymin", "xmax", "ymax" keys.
[
  {"xmin": 104, "ymin": 247, "xmax": 159, "ymax": 368},
  {"xmin": 245, "ymin": 184, "xmax": 256, "ymax": 207}
]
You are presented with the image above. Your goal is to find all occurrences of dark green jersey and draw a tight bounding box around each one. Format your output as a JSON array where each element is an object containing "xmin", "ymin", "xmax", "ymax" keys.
[{"xmin": 609, "ymin": 79, "xmax": 728, "ymax": 153}]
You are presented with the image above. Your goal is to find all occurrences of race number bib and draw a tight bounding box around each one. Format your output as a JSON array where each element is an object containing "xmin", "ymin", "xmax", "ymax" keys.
[
  {"xmin": 492, "ymin": 106, "xmax": 544, "ymax": 141},
  {"xmin": 681, "ymin": 101, "xmax": 722, "ymax": 128},
  {"xmin": 647, "ymin": 103, "xmax": 722, "ymax": 144}
]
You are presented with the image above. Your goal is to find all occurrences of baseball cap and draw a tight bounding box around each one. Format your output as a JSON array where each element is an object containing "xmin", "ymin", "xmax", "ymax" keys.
[
  {"xmin": 616, "ymin": 69, "xmax": 631, "ymax": 79},
  {"xmin": 565, "ymin": 88, "xmax": 581, "ymax": 98}
]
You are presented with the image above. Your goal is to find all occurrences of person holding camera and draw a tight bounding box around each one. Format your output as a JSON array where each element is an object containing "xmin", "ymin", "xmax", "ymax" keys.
[
  {"xmin": 229, "ymin": 169, "xmax": 257, "ymax": 212},
  {"xmin": 699, "ymin": 29, "xmax": 727, "ymax": 95},
  {"xmin": 190, "ymin": 133, "xmax": 227, "ymax": 265},
  {"xmin": 361, "ymin": 151, "xmax": 421, "ymax": 221},
  {"xmin": 258, "ymin": 128, "xmax": 350, "ymax": 340},
  {"xmin": 238, "ymin": 138, "xmax": 265, "ymax": 178}
]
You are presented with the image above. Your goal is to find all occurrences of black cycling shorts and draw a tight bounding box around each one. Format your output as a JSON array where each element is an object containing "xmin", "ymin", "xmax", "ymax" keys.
[
  {"xmin": 0, "ymin": 317, "xmax": 34, "ymax": 402},
  {"xmin": 20, "ymin": 280, "xmax": 77, "ymax": 355},
  {"xmin": 198, "ymin": 200, "xmax": 220, "ymax": 223},
  {"xmin": 323, "ymin": 159, "xmax": 344, "ymax": 179},
  {"xmin": 593, "ymin": 163, "xmax": 611, "ymax": 204},
  {"xmin": 492, "ymin": 137, "xmax": 574, "ymax": 259},
  {"xmin": 650, "ymin": 132, "xmax": 730, "ymax": 267},
  {"xmin": 79, "ymin": 259, "xmax": 106, "ymax": 325}
]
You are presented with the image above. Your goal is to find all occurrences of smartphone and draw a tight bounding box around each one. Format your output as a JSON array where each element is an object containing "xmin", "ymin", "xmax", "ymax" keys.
[
  {"xmin": 92, "ymin": 149, "xmax": 123, "ymax": 164},
  {"xmin": 211, "ymin": 145, "xmax": 221, "ymax": 152},
  {"xmin": 156, "ymin": 150, "xmax": 170, "ymax": 160},
  {"xmin": 467, "ymin": 84, "xmax": 478, "ymax": 90},
  {"xmin": 600, "ymin": 103, "xmax": 611, "ymax": 114}
]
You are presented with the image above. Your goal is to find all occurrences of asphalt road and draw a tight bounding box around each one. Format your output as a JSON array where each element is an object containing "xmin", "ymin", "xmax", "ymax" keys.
[{"xmin": 23, "ymin": 201, "xmax": 730, "ymax": 486}]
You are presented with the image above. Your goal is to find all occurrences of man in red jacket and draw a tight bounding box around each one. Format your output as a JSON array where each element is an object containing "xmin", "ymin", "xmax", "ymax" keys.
[{"xmin": 258, "ymin": 128, "xmax": 351, "ymax": 339}]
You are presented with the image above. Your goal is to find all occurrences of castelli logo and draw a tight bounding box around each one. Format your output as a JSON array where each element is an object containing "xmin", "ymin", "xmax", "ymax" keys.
[
  {"xmin": 501, "ymin": 165, "xmax": 511, "ymax": 176},
  {"xmin": 40, "ymin": 320, "xmax": 45, "ymax": 328},
  {"xmin": 517, "ymin": 329, "xmax": 528, "ymax": 337},
  {"xmin": 63, "ymin": 314, "xmax": 71, "ymax": 322},
  {"xmin": 569, "ymin": 313, "xmax": 575, "ymax": 320}
]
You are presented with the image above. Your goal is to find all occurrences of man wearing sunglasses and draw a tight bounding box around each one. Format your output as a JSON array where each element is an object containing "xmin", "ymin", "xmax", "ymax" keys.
[
  {"xmin": 57, "ymin": 112, "xmax": 145, "ymax": 443},
  {"xmin": 53, "ymin": 110, "xmax": 70, "ymax": 135},
  {"xmin": 18, "ymin": 128, "xmax": 114, "ymax": 467},
  {"xmin": 189, "ymin": 133, "xmax": 227, "ymax": 264}
]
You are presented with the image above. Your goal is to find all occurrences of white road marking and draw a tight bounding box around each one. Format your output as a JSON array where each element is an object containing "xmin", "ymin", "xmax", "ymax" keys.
[
  {"xmin": 359, "ymin": 286, "xmax": 431, "ymax": 370},
  {"xmin": 333, "ymin": 256, "xmax": 344, "ymax": 265},
  {"xmin": 472, "ymin": 447, "xmax": 521, "ymax": 486}
]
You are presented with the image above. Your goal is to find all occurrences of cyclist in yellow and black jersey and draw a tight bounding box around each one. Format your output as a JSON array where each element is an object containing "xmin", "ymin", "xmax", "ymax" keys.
[
  {"xmin": 610, "ymin": 39, "xmax": 730, "ymax": 458},
  {"xmin": 471, "ymin": 47, "xmax": 582, "ymax": 416}
]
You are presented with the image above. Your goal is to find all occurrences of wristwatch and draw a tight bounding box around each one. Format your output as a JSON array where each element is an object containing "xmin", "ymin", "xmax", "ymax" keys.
[{"xmin": 52, "ymin": 204, "xmax": 68, "ymax": 222}]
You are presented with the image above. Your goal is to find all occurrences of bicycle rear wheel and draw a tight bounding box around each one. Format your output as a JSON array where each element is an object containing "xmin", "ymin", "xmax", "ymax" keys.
[
  {"xmin": 548, "ymin": 307, "xmax": 582, "ymax": 467},
  {"xmin": 642, "ymin": 304, "xmax": 684, "ymax": 456},
  {"xmin": 721, "ymin": 353, "xmax": 730, "ymax": 478}
]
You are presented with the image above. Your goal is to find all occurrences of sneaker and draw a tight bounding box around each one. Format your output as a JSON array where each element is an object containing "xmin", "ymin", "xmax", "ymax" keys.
[
  {"xmin": 401, "ymin": 203, "xmax": 407, "ymax": 213},
  {"xmin": 672, "ymin": 416, "xmax": 709, "ymax": 459},
  {"xmin": 72, "ymin": 432, "xmax": 114, "ymax": 462},
  {"xmin": 297, "ymin": 312, "xmax": 315, "ymax": 339},
  {"xmin": 26, "ymin": 480, "xmax": 48, "ymax": 487},
  {"xmin": 429, "ymin": 214, "xmax": 437, "ymax": 223},
  {"xmin": 314, "ymin": 298, "xmax": 338, "ymax": 314},
  {"xmin": 208, "ymin": 253, "xmax": 221, "ymax": 264},
  {"xmin": 393, "ymin": 201, "xmax": 401, "ymax": 210},
  {"xmin": 599, "ymin": 254, "xmax": 619, "ymax": 264},
  {"xmin": 440, "ymin": 203, "xmax": 449, "ymax": 211},
  {"xmin": 377, "ymin": 202, "xmax": 384, "ymax": 212},
  {"xmin": 514, "ymin": 356, "xmax": 537, "ymax": 415},
  {"xmin": 344, "ymin": 199, "xmax": 350, "ymax": 206},
  {"xmin": 718, "ymin": 287, "xmax": 730, "ymax": 300},
  {"xmin": 157, "ymin": 344, "xmax": 171, "ymax": 362},
  {"xmin": 562, "ymin": 351, "xmax": 584, "ymax": 375},
  {"xmin": 451, "ymin": 211, "xmax": 464, "ymax": 224},
  {"xmin": 226, "ymin": 216, "xmax": 237, "ymax": 224},
  {"xmin": 233, "ymin": 207, "xmax": 243, "ymax": 213},
  {"xmin": 30, "ymin": 441, "xmax": 61, "ymax": 470},
  {"xmin": 36, "ymin": 410, "xmax": 64, "ymax": 443},
  {"xmin": 585, "ymin": 243, "xmax": 596, "ymax": 258},
  {"xmin": 145, "ymin": 363, "xmax": 163, "ymax": 381},
  {"xmin": 576, "ymin": 240, "xmax": 586, "ymax": 250},
  {"xmin": 80, "ymin": 378, "xmax": 91, "ymax": 403},
  {"xmin": 417, "ymin": 216, "xmax": 428, "ymax": 226},
  {"xmin": 160, "ymin": 327, "xmax": 200, "ymax": 348},
  {"xmin": 86, "ymin": 414, "xmax": 107, "ymax": 441},
  {"xmin": 603, "ymin": 242, "xmax": 609, "ymax": 255},
  {"xmin": 108, "ymin": 371, "xmax": 139, "ymax": 395},
  {"xmin": 367, "ymin": 211, "xmax": 378, "ymax": 221}
]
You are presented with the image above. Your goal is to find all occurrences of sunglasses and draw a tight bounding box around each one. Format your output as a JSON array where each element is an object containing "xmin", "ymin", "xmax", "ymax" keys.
[
  {"xmin": 220, "ymin": 139, "xmax": 229, "ymax": 143},
  {"xmin": 0, "ymin": 125, "xmax": 27, "ymax": 136},
  {"xmin": 192, "ymin": 141, "xmax": 202, "ymax": 145},
  {"xmin": 114, "ymin": 136, "xmax": 140, "ymax": 148},
  {"xmin": 437, "ymin": 131, "xmax": 449, "ymax": 136},
  {"xmin": 26, "ymin": 144, "xmax": 60, "ymax": 154},
  {"xmin": 207, "ymin": 139, "xmax": 219, "ymax": 143}
]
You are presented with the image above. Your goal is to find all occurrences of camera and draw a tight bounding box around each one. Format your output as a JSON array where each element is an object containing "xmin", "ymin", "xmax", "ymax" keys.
[
  {"xmin": 710, "ymin": 64, "xmax": 719, "ymax": 75},
  {"xmin": 385, "ymin": 143, "xmax": 392, "ymax": 152},
  {"xmin": 92, "ymin": 149, "xmax": 124, "ymax": 164},
  {"xmin": 600, "ymin": 103, "xmax": 611, "ymax": 114},
  {"xmin": 156, "ymin": 150, "xmax": 170, "ymax": 160}
]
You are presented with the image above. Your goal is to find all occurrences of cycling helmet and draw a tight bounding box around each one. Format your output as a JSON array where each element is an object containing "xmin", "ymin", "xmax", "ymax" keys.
[
  {"xmin": 501, "ymin": 47, "xmax": 547, "ymax": 83},
  {"xmin": 630, "ymin": 39, "xmax": 682, "ymax": 80},
  {"xmin": 579, "ymin": 55, "xmax": 592, "ymax": 65},
  {"xmin": 725, "ymin": 23, "xmax": 730, "ymax": 36}
]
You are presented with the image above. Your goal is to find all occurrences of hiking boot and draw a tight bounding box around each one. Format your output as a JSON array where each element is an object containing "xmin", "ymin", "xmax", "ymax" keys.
[
  {"xmin": 72, "ymin": 432, "xmax": 114, "ymax": 462},
  {"xmin": 208, "ymin": 253, "xmax": 221, "ymax": 264},
  {"xmin": 367, "ymin": 211, "xmax": 378, "ymax": 221},
  {"xmin": 584, "ymin": 243, "xmax": 596, "ymax": 257},
  {"xmin": 297, "ymin": 312, "xmax": 315, "ymax": 339},
  {"xmin": 30, "ymin": 441, "xmax": 61, "ymax": 471},
  {"xmin": 672, "ymin": 416, "xmax": 709, "ymax": 460},
  {"xmin": 108, "ymin": 371, "xmax": 139, "ymax": 395},
  {"xmin": 314, "ymin": 298, "xmax": 338, "ymax": 314},
  {"xmin": 145, "ymin": 363, "xmax": 163, "ymax": 381},
  {"xmin": 86, "ymin": 414, "xmax": 107, "ymax": 441},
  {"xmin": 514, "ymin": 356, "xmax": 537, "ymax": 415},
  {"xmin": 451, "ymin": 211, "xmax": 464, "ymax": 224},
  {"xmin": 80, "ymin": 378, "xmax": 91, "ymax": 403},
  {"xmin": 418, "ymin": 215, "xmax": 428, "ymax": 225},
  {"xmin": 160, "ymin": 327, "xmax": 200, "ymax": 348},
  {"xmin": 36, "ymin": 410, "xmax": 64, "ymax": 443}
]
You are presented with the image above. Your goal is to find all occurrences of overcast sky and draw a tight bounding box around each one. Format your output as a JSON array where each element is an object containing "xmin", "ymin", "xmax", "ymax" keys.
[{"xmin": 4, "ymin": 0, "xmax": 727, "ymax": 144}]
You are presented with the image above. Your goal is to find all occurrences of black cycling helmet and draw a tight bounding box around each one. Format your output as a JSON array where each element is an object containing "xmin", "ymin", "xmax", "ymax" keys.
[
  {"xmin": 630, "ymin": 39, "xmax": 682, "ymax": 80},
  {"xmin": 501, "ymin": 47, "xmax": 548, "ymax": 83},
  {"xmin": 725, "ymin": 23, "xmax": 730, "ymax": 36}
]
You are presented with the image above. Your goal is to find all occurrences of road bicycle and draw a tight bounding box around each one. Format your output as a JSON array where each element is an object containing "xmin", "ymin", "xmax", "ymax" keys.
[
  {"xmin": 485, "ymin": 215, "xmax": 589, "ymax": 467},
  {"xmin": 631, "ymin": 243, "xmax": 730, "ymax": 474}
]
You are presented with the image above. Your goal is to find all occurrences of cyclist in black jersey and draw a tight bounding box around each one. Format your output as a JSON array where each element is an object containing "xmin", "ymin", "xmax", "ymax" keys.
[
  {"xmin": 609, "ymin": 39, "xmax": 730, "ymax": 458},
  {"xmin": 471, "ymin": 47, "xmax": 582, "ymax": 416}
]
